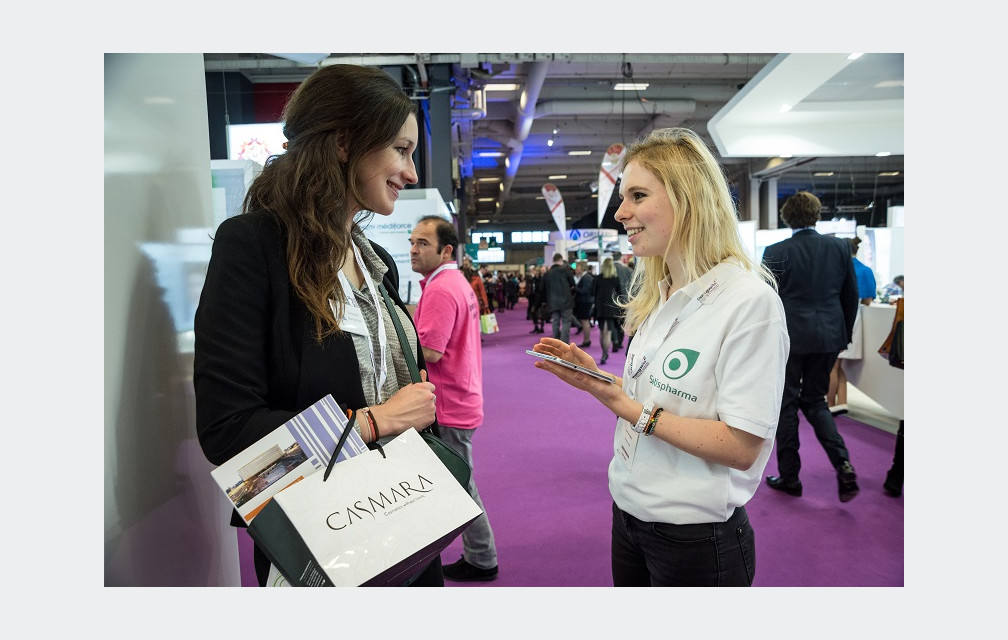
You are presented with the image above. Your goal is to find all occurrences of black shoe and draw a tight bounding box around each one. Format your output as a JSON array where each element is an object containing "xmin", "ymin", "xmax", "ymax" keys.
[
  {"xmin": 883, "ymin": 469, "xmax": 902, "ymax": 497},
  {"xmin": 837, "ymin": 461, "xmax": 859, "ymax": 502},
  {"xmin": 600, "ymin": 356, "xmax": 608, "ymax": 365},
  {"xmin": 766, "ymin": 475, "xmax": 802, "ymax": 497},
  {"xmin": 442, "ymin": 556, "xmax": 498, "ymax": 582},
  {"xmin": 529, "ymin": 328, "xmax": 539, "ymax": 333},
  {"xmin": 579, "ymin": 341, "xmax": 591, "ymax": 348},
  {"xmin": 829, "ymin": 403, "xmax": 849, "ymax": 416},
  {"xmin": 612, "ymin": 343, "xmax": 622, "ymax": 352}
]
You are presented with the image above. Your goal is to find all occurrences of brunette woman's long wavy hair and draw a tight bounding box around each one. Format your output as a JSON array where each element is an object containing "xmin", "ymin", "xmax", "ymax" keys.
[{"xmin": 242, "ymin": 64, "xmax": 418, "ymax": 341}]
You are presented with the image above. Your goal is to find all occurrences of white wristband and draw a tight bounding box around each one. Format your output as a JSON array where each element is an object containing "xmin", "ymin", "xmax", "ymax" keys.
[{"xmin": 633, "ymin": 401, "xmax": 654, "ymax": 434}]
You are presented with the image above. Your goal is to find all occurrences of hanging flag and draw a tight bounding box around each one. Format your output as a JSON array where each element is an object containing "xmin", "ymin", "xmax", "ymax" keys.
[
  {"xmin": 542, "ymin": 182, "xmax": 567, "ymax": 257},
  {"xmin": 597, "ymin": 143, "xmax": 626, "ymax": 227}
]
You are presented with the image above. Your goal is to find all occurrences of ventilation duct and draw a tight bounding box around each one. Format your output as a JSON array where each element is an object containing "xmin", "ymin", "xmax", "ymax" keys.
[
  {"xmin": 534, "ymin": 99, "xmax": 696, "ymax": 118},
  {"xmin": 498, "ymin": 60, "xmax": 550, "ymax": 207}
]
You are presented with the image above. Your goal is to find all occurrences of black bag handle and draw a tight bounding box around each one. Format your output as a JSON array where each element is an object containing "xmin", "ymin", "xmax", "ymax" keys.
[{"xmin": 323, "ymin": 411, "xmax": 385, "ymax": 482}]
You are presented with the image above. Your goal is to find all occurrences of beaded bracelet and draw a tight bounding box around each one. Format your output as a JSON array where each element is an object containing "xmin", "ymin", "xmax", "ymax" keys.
[{"xmin": 644, "ymin": 408, "xmax": 664, "ymax": 436}]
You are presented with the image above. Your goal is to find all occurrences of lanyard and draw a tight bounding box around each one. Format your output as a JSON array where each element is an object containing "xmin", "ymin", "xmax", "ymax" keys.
[
  {"xmin": 335, "ymin": 242, "xmax": 389, "ymax": 400},
  {"xmin": 625, "ymin": 262, "xmax": 738, "ymax": 391}
]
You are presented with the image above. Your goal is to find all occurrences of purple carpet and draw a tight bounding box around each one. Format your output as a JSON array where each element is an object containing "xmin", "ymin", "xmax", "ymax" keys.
[{"xmin": 239, "ymin": 298, "xmax": 903, "ymax": 587}]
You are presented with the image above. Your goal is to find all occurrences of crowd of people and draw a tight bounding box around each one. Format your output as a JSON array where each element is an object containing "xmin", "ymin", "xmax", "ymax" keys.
[{"xmin": 192, "ymin": 62, "xmax": 902, "ymax": 589}]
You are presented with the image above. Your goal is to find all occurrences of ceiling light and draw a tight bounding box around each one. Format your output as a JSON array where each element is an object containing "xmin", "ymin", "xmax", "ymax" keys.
[
  {"xmin": 477, "ymin": 197, "xmax": 495, "ymax": 202},
  {"xmin": 874, "ymin": 80, "xmax": 904, "ymax": 89},
  {"xmin": 875, "ymin": 151, "xmax": 892, "ymax": 157},
  {"xmin": 878, "ymin": 171, "xmax": 901, "ymax": 176},
  {"xmin": 477, "ymin": 151, "xmax": 504, "ymax": 158},
  {"xmin": 814, "ymin": 172, "xmax": 835, "ymax": 177},
  {"xmin": 477, "ymin": 219, "xmax": 490, "ymax": 223},
  {"xmin": 548, "ymin": 175, "xmax": 567, "ymax": 180},
  {"xmin": 552, "ymin": 128, "xmax": 558, "ymax": 135},
  {"xmin": 613, "ymin": 83, "xmax": 649, "ymax": 91},
  {"xmin": 547, "ymin": 139, "xmax": 554, "ymax": 147},
  {"xmin": 476, "ymin": 177, "xmax": 500, "ymax": 182},
  {"xmin": 484, "ymin": 83, "xmax": 519, "ymax": 91},
  {"xmin": 568, "ymin": 150, "xmax": 592, "ymax": 156}
]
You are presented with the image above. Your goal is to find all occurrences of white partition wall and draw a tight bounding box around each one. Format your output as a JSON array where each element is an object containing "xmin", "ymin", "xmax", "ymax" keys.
[{"xmin": 105, "ymin": 54, "xmax": 240, "ymax": 586}]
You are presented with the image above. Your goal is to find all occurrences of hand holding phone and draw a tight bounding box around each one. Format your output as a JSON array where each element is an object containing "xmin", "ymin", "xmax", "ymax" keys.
[{"xmin": 526, "ymin": 349, "xmax": 616, "ymax": 384}]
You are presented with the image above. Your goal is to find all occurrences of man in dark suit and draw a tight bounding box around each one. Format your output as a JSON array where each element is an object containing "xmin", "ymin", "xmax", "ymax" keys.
[
  {"xmin": 761, "ymin": 191, "xmax": 860, "ymax": 502},
  {"xmin": 542, "ymin": 252, "xmax": 576, "ymax": 343}
]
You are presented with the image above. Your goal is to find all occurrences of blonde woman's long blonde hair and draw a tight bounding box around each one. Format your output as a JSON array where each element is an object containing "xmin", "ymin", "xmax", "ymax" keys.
[{"xmin": 620, "ymin": 128, "xmax": 776, "ymax": 334}]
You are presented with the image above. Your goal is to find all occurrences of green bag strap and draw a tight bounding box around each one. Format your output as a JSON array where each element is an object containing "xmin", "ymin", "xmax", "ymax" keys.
[{"xmin": 377, "ymin": 283, "xmax": 421, "ymax": 383}]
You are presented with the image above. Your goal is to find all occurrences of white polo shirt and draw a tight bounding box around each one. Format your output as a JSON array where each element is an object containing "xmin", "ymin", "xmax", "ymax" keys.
[{"xmin": 608, "ymin": 261, "xmax": 789, "ymax": 524}]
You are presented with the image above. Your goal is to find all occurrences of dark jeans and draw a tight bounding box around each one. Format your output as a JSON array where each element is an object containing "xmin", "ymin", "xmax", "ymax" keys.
[
  {"xmin": 775, "ymin": 351, "xmax": 851, "ymax": 481},
  {"xmin": 611, "ymin": 502, "xmax": 755, "ymax": 586}
]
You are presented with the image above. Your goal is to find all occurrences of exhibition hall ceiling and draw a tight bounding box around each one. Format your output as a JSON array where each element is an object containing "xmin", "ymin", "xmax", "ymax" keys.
[{"xmin": 203, "ymin": 52, "xmax": 904, "ymax": 228}]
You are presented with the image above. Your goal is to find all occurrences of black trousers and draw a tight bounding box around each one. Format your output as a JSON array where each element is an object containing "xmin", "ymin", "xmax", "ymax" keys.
[{"xmin": 774, "ymin": 351, "xmax": 851, "ymax": 481}]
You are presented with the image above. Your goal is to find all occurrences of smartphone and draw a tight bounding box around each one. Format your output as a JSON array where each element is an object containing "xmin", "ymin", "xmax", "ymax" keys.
[{"xmin": 526, "ymin": 349, "xmax": 616, "ymax": 384}]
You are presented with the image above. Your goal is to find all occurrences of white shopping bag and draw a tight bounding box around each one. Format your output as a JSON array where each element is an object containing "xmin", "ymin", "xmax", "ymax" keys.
[{"xmin": 248, "ymin": 428, "xmax": 482, "ymax": 586}]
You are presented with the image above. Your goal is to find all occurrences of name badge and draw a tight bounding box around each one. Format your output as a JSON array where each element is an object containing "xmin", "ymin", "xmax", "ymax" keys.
[
  {"xmin": 616, "ymin": 418, "xmax": 639, "ymax": 470},
  {"xmin": 334, "ymin": 297, "xmax": 368, "ymax": 337}
]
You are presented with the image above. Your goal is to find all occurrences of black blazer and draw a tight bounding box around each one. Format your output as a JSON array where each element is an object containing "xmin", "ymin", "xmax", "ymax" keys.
[
  {"xmin": 193, "ymin": 211, "xmax": 426, "ymax": 499},
  {"xmin": 761, "ymin": 228, "xmax": 858, "ymax": 355}
]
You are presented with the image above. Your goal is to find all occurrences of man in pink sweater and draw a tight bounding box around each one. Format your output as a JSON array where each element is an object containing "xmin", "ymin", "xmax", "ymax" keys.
[{"xmin": 409, "ymin": 215, "xmax": 499, "ymax": 582}]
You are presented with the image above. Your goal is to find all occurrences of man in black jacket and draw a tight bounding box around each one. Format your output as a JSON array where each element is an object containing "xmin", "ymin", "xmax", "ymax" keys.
[
  {"xmin": 542, "ymin": 252, "xmax": 575, "ymax": 343},
  {"xmin": 762, "ymin": 192, "xmax": 860, "ymax": 502}
]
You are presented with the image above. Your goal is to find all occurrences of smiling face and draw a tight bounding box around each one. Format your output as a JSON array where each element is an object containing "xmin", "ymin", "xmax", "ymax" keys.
[
  {"xmin": 614, "ymin": 160, "xmax": 676, "ymax": 259},
  {"xmin": 353, "ymin": 114, "xmax": 419, "ymax": 216}
]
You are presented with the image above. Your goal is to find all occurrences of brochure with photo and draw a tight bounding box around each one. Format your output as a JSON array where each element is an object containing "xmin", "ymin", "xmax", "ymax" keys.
[{"xmin": 210, "ymin": 394, "xmax": 367, "ymax": 523}]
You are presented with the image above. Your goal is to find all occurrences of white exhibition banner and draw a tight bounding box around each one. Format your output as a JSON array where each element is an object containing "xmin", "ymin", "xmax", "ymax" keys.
[
  {"xmin": 361, "ymin": 188, "xmax": 451, "ymax": 305},
  {"xmin": 542, "ymin": 182, "xmax": 566, "ymax": 256},
  {"xmin": 597, "ymin": 143, "xmax": 625, "ymax": 226}
]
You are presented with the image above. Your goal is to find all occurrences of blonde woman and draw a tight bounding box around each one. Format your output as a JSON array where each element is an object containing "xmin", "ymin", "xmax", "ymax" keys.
[{"xmin": 531, "ymin": 128, "xmax": 788, "ymax": 586}]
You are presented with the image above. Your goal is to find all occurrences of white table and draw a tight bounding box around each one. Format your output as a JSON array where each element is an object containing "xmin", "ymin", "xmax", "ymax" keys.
[{"xmin": 843, "ymin": 303, "xmax": 904, "ymax": 419}]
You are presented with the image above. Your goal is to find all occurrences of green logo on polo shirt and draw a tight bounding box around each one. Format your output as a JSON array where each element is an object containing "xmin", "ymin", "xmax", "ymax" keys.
[{"xmin": 662, "ymin": 349, "xmax": 699, "ymax": 380}]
